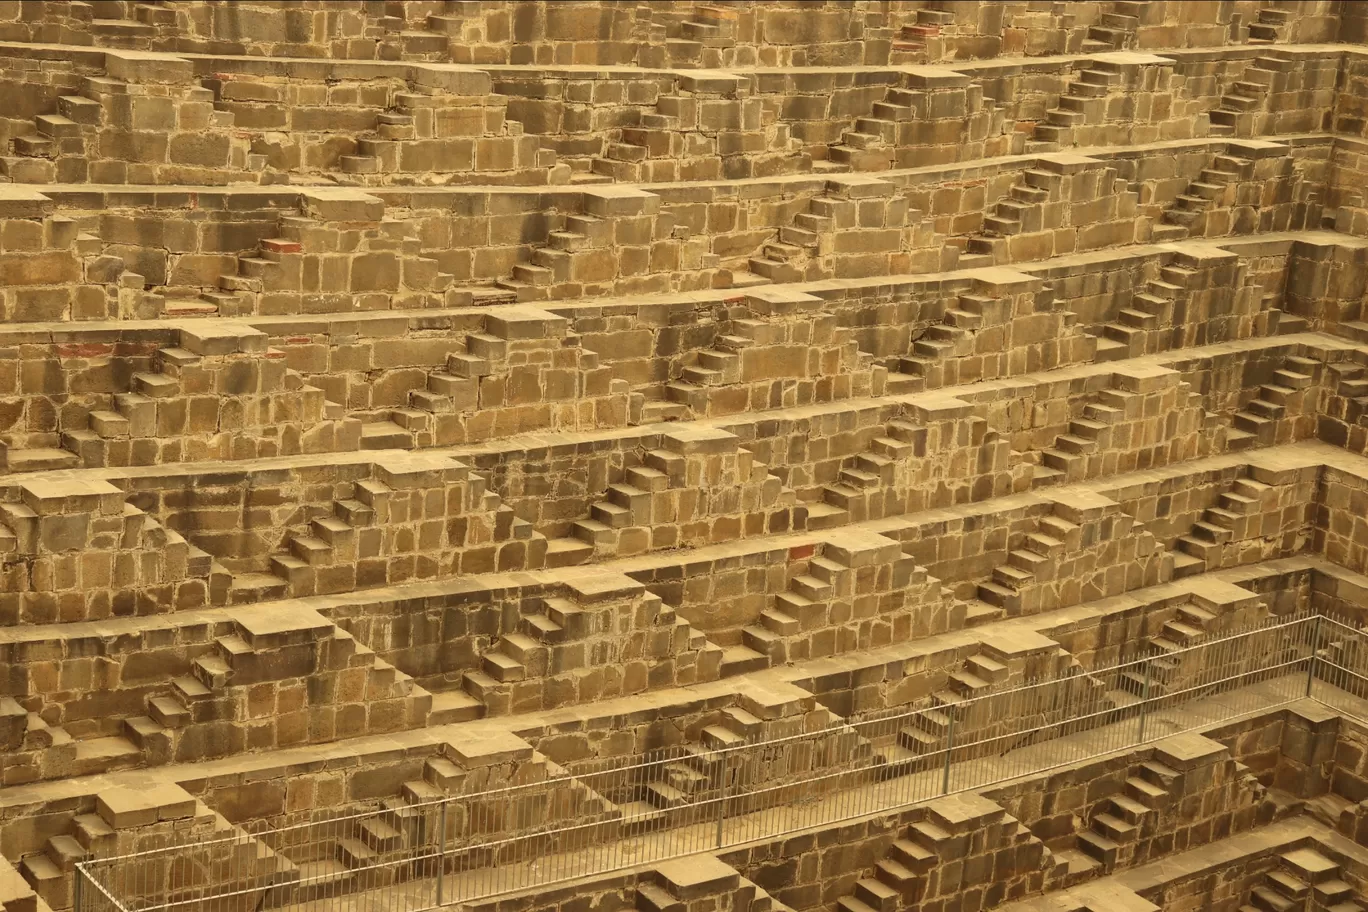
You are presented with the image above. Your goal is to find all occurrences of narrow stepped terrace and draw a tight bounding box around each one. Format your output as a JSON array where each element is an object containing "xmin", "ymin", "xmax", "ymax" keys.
[{"xmin": 1, "ymin": 5, "xmax": 1367, "ymax": 912}]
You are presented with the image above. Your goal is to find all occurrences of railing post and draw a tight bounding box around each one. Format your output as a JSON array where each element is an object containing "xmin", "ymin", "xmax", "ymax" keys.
[
  {"xmin": 941, "ymin": 711, "xmax": 955, "ymax": 795},
  {"xmin": 73, "ymin": 863, "xmax": 83, "ymax": 912},
  {"xmin": 714, "ymin": 751, "xmax": 729, "ymax": 849},
  {"xmin": 436, "ymin": 801, "xmax": 448, "ymax": 906},
  {"xmin": 1306, "ymin": 614, "xmax": 1322, "ymax": 698},
  {"xmin": 1137, "ymin": 657, "xmax": 1151, "ymax": 744}
]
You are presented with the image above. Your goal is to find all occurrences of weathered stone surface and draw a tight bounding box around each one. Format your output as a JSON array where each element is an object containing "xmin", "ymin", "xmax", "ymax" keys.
[{"xmin": 0, "ymin": 8, "xmax": 1364, "ymax": 912}]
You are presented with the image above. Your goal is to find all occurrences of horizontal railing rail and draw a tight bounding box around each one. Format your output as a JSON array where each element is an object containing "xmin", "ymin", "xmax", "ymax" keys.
[{"xmin": 75, "ymin": 610, "xmax": 1368, "ymax": 912}]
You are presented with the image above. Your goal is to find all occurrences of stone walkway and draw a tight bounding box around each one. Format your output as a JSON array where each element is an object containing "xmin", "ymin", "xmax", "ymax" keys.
[
  {"xmin": 990, "ymin": 814, "xmax": 1368, "ymax": 912},
  {"xmin": 261, "ymin": 673, "xmax": 1316, "ymax": 912}
]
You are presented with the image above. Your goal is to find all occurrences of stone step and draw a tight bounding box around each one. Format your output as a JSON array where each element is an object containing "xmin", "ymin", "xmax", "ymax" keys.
[
  {"xmin": 73, "ymin": 735, "xmax": 142, "ymax": 776},
  {"xmin": 1092, "ymin": 813, "xmax": 1137, "ymax": 843},
  {"xmin": 805, "ymin": 502, "xmax": 848, "ymax": 530},
  {"xmin": 147, "ymin": 695, "xmax": 189, "ymax": 728},
  {"xmin": 19, "ymin": 855, "xmax": 63, "ymax": 909},
  {"xmin": 719, "ymin": 645, "xmax": 768, "ymax": 677},
  {"xmin": 1250, "ymin": 886, "xmax": 1295, "ymax": 912},
  {"xmin": 14, "ymin": 134, "xmax": 56, "ymax": 157},
  {"xmin": 1077, "ymin": 830, "xmax": 1119, "ymax": 866},
  {"xmin": 227, "ymin": 572, "xmax": 288, "ymax": 605},
  {"xmin": 359, "ymin": 421, "xmax": 414, "ymax": 450},
  {"xmin": 1124, "ymin": 775, "xmax": 1168, "ymax": 807},
  {"xmin": 36, "ymin": 114, "xmax": 81, "ymax": 138},
  {"xmin": 0, "ymin": 446, "xmax": 80, "ymax": 472},
  {"xmin": 428, "ymin": 691, "xmax": 483, "ymax": 724}
]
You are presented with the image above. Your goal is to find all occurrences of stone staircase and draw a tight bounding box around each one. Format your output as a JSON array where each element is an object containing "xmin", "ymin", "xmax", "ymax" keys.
[
  {"xmin": 53, "ymin": 326, "xmax": 358, "ymax": 470},
  {"xmin": 639, "ymin": 705, "xmax": 762, "ymax": 810},
  {"xmin": 387, "ymin": 305, "xmax": 625, "ymax": 447},
  {"xmin": 589, "ymin": 86, "xmax": 723, "ymax": 183},
  {"xmin": 889, "ymin": 5, "xmax": 953, "ymax": 61},
  {"xmin": 736, "ymin": 533, "xmax": 934, "ymax": 673},
  {"xmin": 1151, "ymin": 139, "xmax": 1295, "ymax": 245},
  {"xmin": 838, "ymin": 794, "xmax": 1047, "ymax": 912},
  {"xmin": 634, "ymin": 857, "xmax": 792, "ymax": 912},
  {"xmin": 656, "ymin": 288, "xmax": 869, "ymax": 420},
  {"xmin": 149, "ymin": 623, "xmax": 426, "ymax": 762},
  {"xmin": 1209, "ymin": 56, "xmax": 1284, "ymax": 136},
  {"xmin": 1082, "ymin": 0, "xmax": 1147, "ymax": 52},
  {"xmin": 746, "ymin": 174, "xmax": 917, "ymax": 283},
  {"xmin": 1117, "ymin": 604, "xmax": 1220, "ymax": 697},
  {"xmin": 885, "ymin": 274, "xmax": 1090, "ymax": 392},
  {"xmin": 421, "ymin": 0, "xmax": 480, "ymax": 40},
  {"xmin": 976, "ymin": 492, "xmax": 1166, "ymax": 622},
  {"xmin": 1171, "ymin": 459, "xmax": 1318, "ymax": 577},
  {"xmin": 497, "ymin": 210, "xmax": 618, "ymax": 300},
  {"xmin": 1, "ymin": 75, "xmax": 114, "ymax": 183},
  {"xmin": 744, "ymin": 195, "xmax": 830, "ymax": 283},
  {"xmin": 666, "ymin": 5, "xmax": 742, "ymax": 70},
  {"xmin": 1074, "ymin": 758, "xmax": 1177, "ymax": 871},
  {"xmin": 1228, "ymin": 356, "xmax": 1318, "ymax": 450},
  {"xmin": 964, "ymin": 157, "xmax": 1132, "ymax": 266},
  {"xmin": 19, "ymin": 811, "xmax": 117, "ymax": 911},
  {"xmin": 0, "ymin": 438, "xmax": 82, "ymax": 474},
  {"xmin": 973, "ymin": 513, "xmax": 1081, "ymax": 618},
  {"xmin": 811, "ymin": 427, "xmax": 915, "ymax": 526},
  {"xmin": 91, "ymin": 1, "xmax": 164, "ymax": 49},
  {"xmin": 664, "ymin": 316, "xmax": 812, "ymax": 411},
  {"xmin": 1328, "ymin": 361, "xmax": 1368, "ymax": 426},
  {"xmin": 2, "ymin": 62, "xmax": 258, "ymax": 185},
  {"xmin": 588, "ymin": 70, "xmax": 806, "ymax": 183},
  {"xmin": 888, "ymin": 633, "xmax": 1078, "ymax": 759},
  {"xmin": 495, "ymin": 186, "xmax": 672, "ymax": 301},
  {"xmin": 1096, "ymin": 271, "xmax": 1188, "ymax": 357},
  {"xmin": 1035, "ymin": 391, "xmax": 1128, "ymax": 486},
  {"xmin": 635, "ymin": 689, "xmax": 865, "ymax": 814},
  {"xmin": 381, "ymin": 740, "xmax": 615, "ymax": 868},
  {"xmin": 327, "ymin": 81, "xmax": 566, "ymax": 185},
  {"xmin": 1027, "ymin": 58, "xmax": 1130, "ymax": 153},
  {"xmin": 253, "ymin": 472, "xmax": 529, "ymax": 602},
  {"xmin": 262, "ymin": 497, "xmax": 375, "ymax": 598},
  {"xmin": 1034, "ymin": 368, "xmax": 1203, "ymax": 486},
  {"xmin": 825, "ymin": 85, "xmax": 915, "ymax": 172},
  {"xmin": 565, "ymin": 458, "xmax": 674, "ymax": 560},
  {"xmin": 977, "ymin": 507, "xmax": 1105, "ymax": 624},
  {"xmin": 83, "ymin": 349, "xmax": 209, "ymax": 458},
  {"xmin": 1240, "ymin": 849, "xmax": 1364, "ymax": 911},
  {"xmin": 19, "ymin": 795, "xmax": 256, "ymax": 911},
  {"xmin": 1151, "ymin": 151, "xmax": 1256, "ymax": 241},
  {"xmin": 838, "ymin": 819, "xmax": 941, "ymax": 912},
  {"xmin": 0, "ymin": 482, "xmax": 217, "ymax": 633},
  {"xmin": 1248, "ymin": 6, "xmax": 1294, "ymax": 44},
  {"xmin": 1176, "ymin": 477, "xmax": 1275, "ymax": 576},
  {"xmin": 15, "ymin": 706, "xmax": 149, "ymax": 783},
  {"xmin": 0, "ymin": 63, "xmax": 239, "ymax": 183},
  {"xmin": 461, "ymin": 590, "xmax": 720, "ymax": 715},
  {"xmin": 547, "ymin": 427, "xmax": 796, "ymax": 567},
  {"xmin": 1111, "ymin": 585, "xmax": 1270, "ymax": 700},
  {"xmin": 372, "ymin": 0, "xmax": 463, "ymax": 60},
  {"xmin": 204, "ymin": 216, "xmax": 455, "ymax": 320},
  {"xmin": 895, "ymin": 290, "xmax": 1012, "ymax": 384},
  {"xmin": 97, "ymin": 0, "xmax": 466, "ymax": 58}
]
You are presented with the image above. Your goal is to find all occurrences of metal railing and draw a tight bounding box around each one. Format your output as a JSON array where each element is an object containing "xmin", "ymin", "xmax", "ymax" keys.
[{"xmin": 74, "ymin": 610, "xmax": 1368, "ymax": 912}]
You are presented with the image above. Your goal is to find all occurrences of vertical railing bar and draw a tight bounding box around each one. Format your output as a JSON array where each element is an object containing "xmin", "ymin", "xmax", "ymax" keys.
[
  {"xmin": 436, "ymin": 799, "xmax": 447, "ymax": 906},
  {"xmin": 941, "ymin": 710, "xmax": 955, "ymax": 795},
  {"xmin": 1307, "ymin": 612, "xmax": 1321, "ymax": 697},
  {"xmin": 1138, "ymin": 640, "xmax": 1151, "ymax": 743}
]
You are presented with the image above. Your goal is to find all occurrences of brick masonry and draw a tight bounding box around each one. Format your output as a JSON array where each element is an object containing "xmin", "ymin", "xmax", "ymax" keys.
[{"xmin": 2, "ymin": 5, "xmax": 1368, "ymax": 912}]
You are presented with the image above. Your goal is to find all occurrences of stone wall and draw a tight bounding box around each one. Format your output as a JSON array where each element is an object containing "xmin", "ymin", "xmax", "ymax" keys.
[{"xmin": 1, "ymin": 7, "xmax": 1368, "ymax": 912}]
